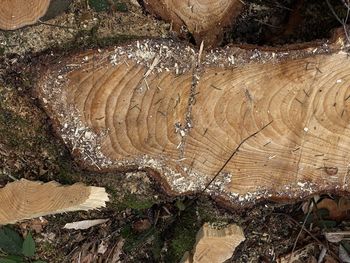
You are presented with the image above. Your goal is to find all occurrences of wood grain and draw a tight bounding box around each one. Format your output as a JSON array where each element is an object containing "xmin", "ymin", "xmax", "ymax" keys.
[
  {"xmin": 0, "ymin": 0, "xmax": 50, "ymax": 30},
  {"xmin": 191, "ymin": 223, "xmax": 245, "ymax": 263},
  {"xmin": 0, "ymin": 179, "xmax": 109, "ymax": 224},
  {"xmin": 37, "ymin": 34, "xmax": 350, "ymax": 206},
  {"xmin": 143, "ymin": 0, "xmax": 243, "ymax": 46}
]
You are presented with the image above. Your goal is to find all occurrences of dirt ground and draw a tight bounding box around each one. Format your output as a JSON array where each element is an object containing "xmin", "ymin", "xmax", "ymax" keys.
[{"xmin": 1, "ymin": 0, "xmax": 350, "ymax": 262}]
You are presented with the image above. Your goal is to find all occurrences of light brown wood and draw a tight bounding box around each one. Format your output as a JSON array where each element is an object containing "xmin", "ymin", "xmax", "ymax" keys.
[
  {"xmin": 37, "ymin": 32, "xmax": 350, "ymax": 206},
  {"xmin": 0, "ymin": 179, "xmax": 109, "ymax": 224},
  {"xmin": 0, "ymin": 0, "xmax": 51, "ymax": 30},
  {"xmin": 181, "ymin": 223, "xmax": 245, "ymax": 263},
  {"xmin": 143, "ymin": 0, "xmax": 243, "ymax": 46}
]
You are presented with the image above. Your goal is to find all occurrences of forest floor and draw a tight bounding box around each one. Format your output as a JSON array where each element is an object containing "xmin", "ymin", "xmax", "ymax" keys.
[{"xmin": 0, "ymin": 0, "xmax": 350, "ymax": 262}]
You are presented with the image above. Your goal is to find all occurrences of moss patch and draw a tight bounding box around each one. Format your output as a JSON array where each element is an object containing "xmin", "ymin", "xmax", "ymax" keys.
[
  {"xmin": 120, "ymin": 194, "xmax": 156, "ymax": 210},
  {"xmin": 165, "ymin": 209, "xmax": 199, "ymax": 262},
  {"xmin": 88, "ymin": 0, "xmax": 109, "ymax": 12}
]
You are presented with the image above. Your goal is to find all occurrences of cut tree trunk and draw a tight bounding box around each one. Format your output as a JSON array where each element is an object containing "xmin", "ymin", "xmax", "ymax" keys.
[
  {"xmin": 143, "ymin": 0, "xmax": 243, "ymax": 46},
  {"xmin": 37, "ymin": 30, "xmax": 350, "ymax": 207}
]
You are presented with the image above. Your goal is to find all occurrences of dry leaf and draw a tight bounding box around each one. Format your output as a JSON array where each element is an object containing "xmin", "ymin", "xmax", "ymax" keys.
[
  {"xmin": 109, "ymin": 238, "xmax": 125, "ymax": 263},
  {"xmin": 39, "ymin": 232, "xmax": 56, "ymax": 243},
  {"xmin": 324, "ymin": 255, "xmax": 339, "ymax": 263},
  {"xmin": 339, "ymin": 244, "xmax": 350, "ymax": 263},
  {"xmin": 315, "ymin": 198, "xmax": 346, "ymax": 221},
  {"xmin": 317, "ymin": 246, "xmax": 327, "ymax": 263},
  {"xmin": 325, "ymin": 232, "xmax": 344, "ymax": 243},
  {"xmin": 98, "ymin": 240, "xmax": 108, "ymax": 255},
  {"xmin": 19, "ymin": 217, "xmax": 48, "ymax": 234},
  {"xmin": 80, "ymin": 253, "xmax": 94, "ymax": 263},
  {"xmin": 277, "ymin": 243, "xmax": 317, "ymax": 263},
  {"xmin": 324, "ymin": 231, "xmax": 350, "ymax": 243},
  {"xmin": 132, "ymin": 219, "xmax": 151, "ymax": 233},
  {"xmin": 64, "ymin": 219, "xmax": 109, "ymax": 230},
  {"xmin": 338, "ymin": 197, "xmax": 350, "ymax": 211}
]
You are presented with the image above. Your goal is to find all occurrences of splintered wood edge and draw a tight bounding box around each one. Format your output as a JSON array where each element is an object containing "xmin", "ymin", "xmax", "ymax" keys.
[
  {"xmin": 0, "ymin": 0, "xmax": 51, "ymax": 30},
  {"xmin": 194, "ymin": 223, "xmax": 245, "ymax": 263},
  {"xmin": 36, "ymin": 31, "xmax": 350, "ymax": 208},
  {"xmin": 182, "ymin": 223, "xmax": 245, "ymax": 263},
  {"xmin": 0, "ymin": 179, "xmax": 109, "ymax": 225}
]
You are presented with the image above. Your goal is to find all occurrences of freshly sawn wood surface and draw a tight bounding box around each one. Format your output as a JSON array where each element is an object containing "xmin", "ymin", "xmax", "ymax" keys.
[
  {"xmin": 37, "ymin": 32, "xmax": 350, "ymax": 206},
  {"xmin": 143, "ymin": 0, "xmax": 243, "ymax": 46},
  {"xmin": 0, "ymin": 179, "xmax": 109, "ymax": 224},
  {"xmin": 181, "ymin": 223, "xmax": 245, "ymax": 263},
  {"xmin": 0, "ymin": 0, "xmax": 51, "ymax": 30}
]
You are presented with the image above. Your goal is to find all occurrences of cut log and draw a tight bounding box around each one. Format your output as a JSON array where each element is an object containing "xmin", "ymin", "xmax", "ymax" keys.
[
  {"xmin": 143, "ymin": 0, "xmax": 243, "ymax": 46},
  {"xmin": 0, "ymin": 0, "xmax": 50, "ymax": 30},
  {"xmin": 0, "ymin": 179, "xmax": 109, "ymax": 224},
  {"xmin": 37, "ymin": 30, "xmax": 350, "ymax": 206},
  {"xmin": 181, "ymin": 223, "xmax": 245, "ymax": 263},
  {"xmin": 0, "ymin": 0, "xmax": 71, "ymax": 30}
]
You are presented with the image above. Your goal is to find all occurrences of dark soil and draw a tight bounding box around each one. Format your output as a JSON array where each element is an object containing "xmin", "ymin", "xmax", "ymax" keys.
[{"xmin": 224, "ymin": 0, "xmax": 347, "ymax": 46}]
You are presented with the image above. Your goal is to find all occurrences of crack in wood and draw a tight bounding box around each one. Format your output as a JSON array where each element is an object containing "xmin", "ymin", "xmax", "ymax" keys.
[{"xmin": 201, "ymin": 120, "xmax": 273, "ymax": 193}]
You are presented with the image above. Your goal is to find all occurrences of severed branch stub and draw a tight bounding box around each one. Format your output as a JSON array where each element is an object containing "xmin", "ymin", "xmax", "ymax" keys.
[
  {"xmin": 142, "ymin": 0, "xmax": 243, "ymax": 47},
  {"xmin": 37, "ymin": 29, "xmax": 350, "ymax": 207}
]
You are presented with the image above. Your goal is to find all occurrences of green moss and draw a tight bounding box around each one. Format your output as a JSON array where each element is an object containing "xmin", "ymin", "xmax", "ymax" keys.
[
  {"xmin": 120, "ymin": 221, "xmax": 165, "ymax": 261},
  {"xmin": 0, "ymin": 106, "xmax": 31, "ymax": 148},
  {"xmin": 88, "ymin": 31, "xmax": 139, "ymax": 49},
  {"xmin": 88, "ymin": 0, "xmax": 109, "ymax": 12},
  {"xmin": 120, "ymin": 224, "xmax": 133, "ymax": 239},
  {"xmin": 120, "ymin": 194, "xmax": 155, "ymax": 210},
  {"xmin": 114, "ymin": 2, "xmax": 128, "ymax": 12},
  {"xmin": 106, "ymin": 186, "xmax": 159, "ymax": 214},
  {"xmin": 121, "ymin": 224, "xmax": 156, "ymax": 253},
  {"xmin": 165, "ymin": 209, "xmax": 199, "ymax": 262},
  {"xmin": 60, "ymin": 26, "xmax": 138, "ymax": 54},
  {"xmin": 151, "ymin": 232, "xmax": 163, "ymax": 261},
  {"xmin": 56, "ymin": 164, "xmax": 78, "ymax": 185},
  {"xmin": 88, "ymin": 0, "xmax": 129, "ymax": 13}
]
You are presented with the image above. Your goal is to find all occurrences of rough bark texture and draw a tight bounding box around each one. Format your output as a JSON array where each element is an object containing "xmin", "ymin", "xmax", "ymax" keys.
[
  {"xmin": 36, "ymin": 30, "xmax": 350, "ymax": 207},
  {"xmin": 143, "ymin": 0, "xmax": 243, "ymax": 46}
]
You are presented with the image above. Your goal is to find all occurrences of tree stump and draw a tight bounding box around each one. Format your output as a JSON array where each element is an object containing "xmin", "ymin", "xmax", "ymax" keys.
[
  {"xmin": 143, "ymin": 0, "xmax": 243, "ymax": 46},
  {"xmin": 37, "ymin": 30, "xmax": 350, "ymax": 207}
]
